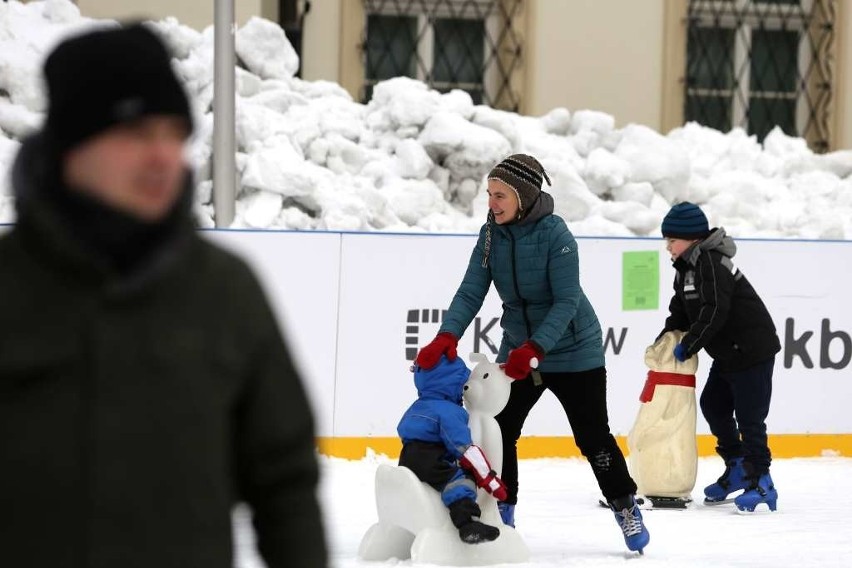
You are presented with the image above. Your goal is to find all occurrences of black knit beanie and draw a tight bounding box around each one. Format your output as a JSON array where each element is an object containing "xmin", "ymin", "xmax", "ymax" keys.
[{"xmin": 44, "ymin": 23, "xmax": 193, "ymax": 153}]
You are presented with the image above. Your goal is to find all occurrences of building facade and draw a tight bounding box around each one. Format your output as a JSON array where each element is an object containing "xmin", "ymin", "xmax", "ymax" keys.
[{"xmin": 65, "ymin": 0, "xmax": 852, "ymax": 151}]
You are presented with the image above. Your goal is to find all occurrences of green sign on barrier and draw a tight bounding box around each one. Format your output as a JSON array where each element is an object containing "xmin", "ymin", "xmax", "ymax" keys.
[{"xmin": 622, "ymin": 250, "xmax": 659, "ymax": 311}]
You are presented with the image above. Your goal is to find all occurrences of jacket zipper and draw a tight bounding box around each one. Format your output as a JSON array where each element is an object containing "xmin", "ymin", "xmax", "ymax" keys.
[{"xmin": 508, "ymin": 231, "xmax": 532, "ymax": 338}]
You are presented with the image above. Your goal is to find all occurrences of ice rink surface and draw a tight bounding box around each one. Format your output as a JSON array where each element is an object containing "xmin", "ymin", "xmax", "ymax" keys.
[{"xmin": 235, "ymin": 454, "xmax": 852, "ymax": 567}]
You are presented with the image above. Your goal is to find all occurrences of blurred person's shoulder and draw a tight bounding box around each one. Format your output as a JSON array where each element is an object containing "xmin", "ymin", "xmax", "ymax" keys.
[{"xmin": 188, "ymin": 234, "xmax": 268, "ymax": 296}]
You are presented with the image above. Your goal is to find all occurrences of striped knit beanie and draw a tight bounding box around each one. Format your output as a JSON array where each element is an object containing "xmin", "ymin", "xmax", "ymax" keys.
[
  {"xmin": 661, "ymin": 202, "xmax": 710, "ymax": 240},
  {"xmin": 481, "ymin": 154, "xmax": 551, "ymax": 267},
  {"xmin": 487, "ymin": 154, "xmax": 551, "ymax": 216}
]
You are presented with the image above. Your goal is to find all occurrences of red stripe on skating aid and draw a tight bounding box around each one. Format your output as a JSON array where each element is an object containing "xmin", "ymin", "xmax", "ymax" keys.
[{"xmin": 639, "ymin": 371, "xmax": 696, "ymax": 402}]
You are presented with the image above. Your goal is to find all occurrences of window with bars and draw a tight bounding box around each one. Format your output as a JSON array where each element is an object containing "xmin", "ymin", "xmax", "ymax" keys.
[
  {"xmin": 362, "ymin": 0, "xmax": 523, "ymax": 111},
  {"xmin": 685, "ymin": 0, "xmax": 835, "ymax": 151}
]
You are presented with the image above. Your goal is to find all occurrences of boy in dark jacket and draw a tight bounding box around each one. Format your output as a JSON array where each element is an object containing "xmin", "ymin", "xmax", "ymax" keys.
[
  {"xmin": 659, "ymin": 202, "xmax": 781, "ymax": 512},
  {"xmin": 0, "ymin": 25, "xmax": 325, "ymax": 567},
  {"xmin": 398, "ymin": 356, "xmax": 507, "ymax": 543}
]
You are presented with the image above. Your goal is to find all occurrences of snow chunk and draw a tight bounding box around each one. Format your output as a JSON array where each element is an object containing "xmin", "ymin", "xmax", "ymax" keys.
[
  {"xmin": 540, "ymin": 107, "xmax": 571, "ymax": 136},
  {"xmin": 583, "ymin": 148, "xmax": 630, "ymax": 196},
  {"xmin": 235, "ymin": 17, "xmax": 299, "ymax": 80},
  {"xmin": 384, "ymin": 179, "xmax": 449, "ymax": 226},
  {"xmin": 615, "ymin": 124, "xmax": 690, "ymax": 203},
  {"xmin": 241, "ymin": 190, "xmax": 283, "ymax": 228},
  {"xmin": 367, "ymin": 77, "xmax": 442, "ymax": 130},
  {"xmin": 418, "ymin": 112, "xmax": 511, "ymax": 180},
  {"xmin": 149, "ymin": 17, "xmax": 201, "ymax": 60},
  {"xmin": 0, "ymin": 98, "xmax": 42, "ymax": 138},
  {"xmin": 393, "ymin": 138, "xmax": 433, "ymax": 180}
]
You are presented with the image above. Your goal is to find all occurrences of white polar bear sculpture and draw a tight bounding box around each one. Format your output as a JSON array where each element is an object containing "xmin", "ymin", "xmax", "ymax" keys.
[
  {"xmin": 357, "ymin": 353, "xmax": 529, "ymax": 565},
  {"xmin": 627, "ymin": 330, "xmax": 699, "ymax": 508}
]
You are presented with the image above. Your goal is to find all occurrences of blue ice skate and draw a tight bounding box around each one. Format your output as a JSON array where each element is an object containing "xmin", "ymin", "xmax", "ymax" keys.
[
  {"xmin": 734, "ymin": 473, "xmax": 777, "ymax": 512},
  {"xmin": 498, "ymin": 502, "xmax": 515, "ymax": 527},
  {"xmin": 704, "ymin": 457, "xmax": 749, "ymax": 504},
  {"xmin": 609, "ymin": 495, "xmax": 650, "ymax": 554}
]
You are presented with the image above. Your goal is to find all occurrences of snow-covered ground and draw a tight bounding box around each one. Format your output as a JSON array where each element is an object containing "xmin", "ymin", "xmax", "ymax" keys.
[
  {"xmin": 233, "ymin": 455, "xmax": 852, "ymax": 567},
  {"xmin": 1, "ymin": 0, "xmax": 851, "ymax": 238}
]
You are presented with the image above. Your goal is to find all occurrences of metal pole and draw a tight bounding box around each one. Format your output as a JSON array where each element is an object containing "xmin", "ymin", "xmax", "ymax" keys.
[{"xmin": 213, "ymin": 0, "xmax": 236, "ymax": 227}]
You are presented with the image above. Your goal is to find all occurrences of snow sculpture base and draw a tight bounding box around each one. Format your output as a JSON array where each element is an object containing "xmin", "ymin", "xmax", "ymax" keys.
[
  {"xmin": 359, "ymin": 353, "xmax": 528, "ymax": 565},
  {"xmin": 358, "ymin": 464, "xmax": 528, "ymax": 565}
]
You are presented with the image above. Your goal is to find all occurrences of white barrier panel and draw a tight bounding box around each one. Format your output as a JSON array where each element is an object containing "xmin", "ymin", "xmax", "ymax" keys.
[
  {"xmin": 334, "ymin": 233, "xmax": 504, "ymax": 438},
  {"xmin": 328, "ymin": 233, "xmax": 852, "ymax": 437},
  {"xmin": 7, "ymin": 222, "xmax": 847, "ymax": 439}
]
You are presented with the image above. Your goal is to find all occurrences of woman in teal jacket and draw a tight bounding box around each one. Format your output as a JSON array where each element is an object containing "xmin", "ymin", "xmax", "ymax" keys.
[{"xmin": 415, "ymin": 154, "xmax": 649, "ymax": 554}]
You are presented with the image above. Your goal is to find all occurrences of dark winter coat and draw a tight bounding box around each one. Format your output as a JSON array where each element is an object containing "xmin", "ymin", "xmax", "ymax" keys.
[
  {"xmin": 0, "ymin": 135, "xmax": 327, "ymax": 568},
  {"xmin": 661, "ymin": 228, "xmax": 781, "ymax": 371},
  {"xmin": 397, "ymin": 355, "xmax": 472, "ymax": 458},
  {"xmin": 440, "ymin": 194, "xmax": 604, "ymax": 372}
]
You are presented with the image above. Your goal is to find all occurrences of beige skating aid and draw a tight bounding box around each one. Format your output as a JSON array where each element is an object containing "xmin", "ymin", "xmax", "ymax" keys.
[{"xmin": 627, "ymin": 331, "xmax": 699, "ymax": 507}]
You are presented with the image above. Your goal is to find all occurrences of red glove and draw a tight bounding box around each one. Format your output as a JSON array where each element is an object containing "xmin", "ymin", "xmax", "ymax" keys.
[
  {"xmin": 414, "ymin": 332, "xmax": 458, "ymax": 369},
  {"xmin": 503, "ymin": 341, "xmax": 544, "ymax": 380},
  {"xmin": 459, "ymin": 445, "xmax": 508, "ymax": 501}
]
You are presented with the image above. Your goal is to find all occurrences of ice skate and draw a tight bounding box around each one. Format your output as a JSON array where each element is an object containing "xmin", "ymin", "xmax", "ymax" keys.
[
  {"xmin": 609, "ymin": 495, "xmax": 650, "ymax": 554},
  {"xmin": 735, "ymin": 473, "xmax": 777, "ymax": 513},
  {"xmin": 704, "ymin": 457, "xmax": 749, "ymax": 504}
]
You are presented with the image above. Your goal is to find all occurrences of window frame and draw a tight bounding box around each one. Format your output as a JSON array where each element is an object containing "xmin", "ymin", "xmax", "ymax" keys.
[
  {"xmin": 362, "ymin": 0, "xmax": 502, "ymax": 106},
  {"xmin": 686, "ymin": 0, "xmax": 815, "ymax": 139}
]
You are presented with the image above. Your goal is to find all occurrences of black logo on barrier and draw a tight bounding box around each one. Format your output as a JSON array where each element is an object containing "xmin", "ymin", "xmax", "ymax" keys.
[
  {"xmin": 405, "ymin": 309, "xmax": 500, "ymax": 361},
  {"xmin": 785, "ymin": 318, "xmax": 851, "ymax": 370},
  {"xmin": 405, "ymin": 309, "xmax": 631, "ymax": 361},
  {"xmin": 406, "ymin": 312, "xmax": 852, "ymax": 370},
  {"xmin": 405, "ymin": 309, "xmax": 447, "ymax": 360}
]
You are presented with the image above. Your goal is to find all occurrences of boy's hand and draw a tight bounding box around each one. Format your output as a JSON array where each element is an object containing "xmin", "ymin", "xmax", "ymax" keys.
[
  {"xmin": 414, "ymin": 332, "xmax": 458, "ymax": 369},
  {"xmin": 673, "ymin": 342, "xmax": 689, "ymax": 362},
  {"xmin": 503, "ymin": 341, "xmax": 543, "ymax": 380},
  {"xmin": 459, "ymin": 445, "xmax": 508, "ymax": 501}
]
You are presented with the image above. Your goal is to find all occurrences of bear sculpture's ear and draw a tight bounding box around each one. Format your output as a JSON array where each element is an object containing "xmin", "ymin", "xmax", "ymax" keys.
[{"xmin": 469, "ymin": 352, "xmax": 489, "ymax": 364}]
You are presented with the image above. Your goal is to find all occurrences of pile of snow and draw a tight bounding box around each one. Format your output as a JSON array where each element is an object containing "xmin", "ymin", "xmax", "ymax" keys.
[{"xmin": 1, "ymin": 0, "xmax": 851, "ymax": 238}]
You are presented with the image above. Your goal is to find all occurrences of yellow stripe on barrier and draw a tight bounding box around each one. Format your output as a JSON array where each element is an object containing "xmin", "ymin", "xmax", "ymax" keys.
[{"xmin": 316, "ymin": 434, "xmax": 852, "ymax": 460}]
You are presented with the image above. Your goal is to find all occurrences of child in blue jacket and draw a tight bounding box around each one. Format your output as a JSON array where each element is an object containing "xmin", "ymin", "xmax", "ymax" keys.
[{"xmin": 398, "ymin": 355, "xmax": 507, "ymax": 544}]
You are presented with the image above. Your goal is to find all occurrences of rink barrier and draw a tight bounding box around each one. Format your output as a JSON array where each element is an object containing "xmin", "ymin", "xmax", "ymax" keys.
[
  {"xmin": 203, "ymin": 229, "xmax": 852, "ymax": 458},
  {"xmin": 316, "ymin": 434, "xmax": 852, "ymax": 460},
  {"xmin": 3, "ymin": 226, "xmax": 849, "ymax": 458}
]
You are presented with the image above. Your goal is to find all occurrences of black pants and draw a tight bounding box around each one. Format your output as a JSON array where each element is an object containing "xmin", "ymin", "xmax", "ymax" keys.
[
  {"xmin": 700, "ymin": 357, "xmax": 774, "ymax": 475},
  {"xmin": 398, "ymin": 441, "xmax": 458, "ymax": 491},
  {"xmin": 495, "ymin": 366, "xmax": 637, "ymax": 504},
  {"xmin": 399, "ymin": 441, "xmax": 481, "ymax": 527}
]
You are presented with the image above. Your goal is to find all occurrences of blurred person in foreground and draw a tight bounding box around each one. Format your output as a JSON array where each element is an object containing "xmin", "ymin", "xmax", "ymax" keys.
[{"xmin": 0, "ymin": 24, "xmax": 326, "ymax": 567}]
